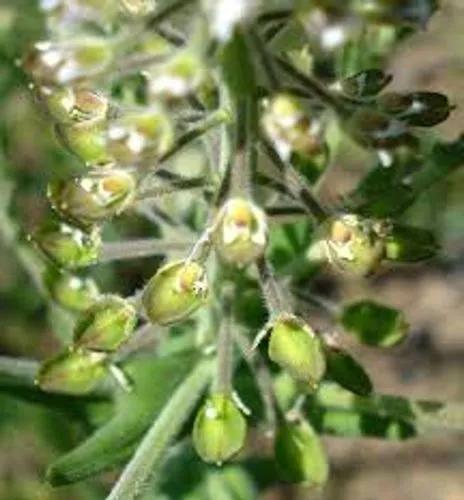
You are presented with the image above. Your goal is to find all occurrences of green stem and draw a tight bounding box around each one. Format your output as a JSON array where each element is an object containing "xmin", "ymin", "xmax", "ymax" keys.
[
  {"xmin": 214, "ymin": 291, "xmax": 234, "ymax": 394},
  {"xmin": 100, "ymin": 238, "xmax": 192, "ymax": 263},
  {"xmin": 146, "ymin": 0, "xmax": 195, "ymax": 30},
  {"xmin": 106, "ymin": 358, "xmax": 213, "ymax": 500},
  {"xmin": 261, "ymin": 138, "xmax": 328, "ymax": 223},
  {"xmin": 0, "ymin": 356, "xmax": 39, "ymax": 385},
  {"xmin": 256, "ymin": 257, "xmax": 288, "ymax": 314},
  {"xmin": 273, "ymin": 56, "xmax": 347, "ymax": 115}
]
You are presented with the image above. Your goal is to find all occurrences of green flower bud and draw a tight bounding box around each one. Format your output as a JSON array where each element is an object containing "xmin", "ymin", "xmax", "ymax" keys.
[
  {"xmin": 42, "ymin": 87, "xmax": 109, "ymax": 126},
  {"xmin": 44, "ymin": 268, "xmax": 100, "ymax": 312},
  {"xmin": 213, "ymin": 198, "xmax": 268, "ymax": 267},
  {"xmin": 142, "ymin": 260, "xmax": 208, "ymax": 325},
  {"xmin": 73, "ymin": 295, "xmax": 137, "ymax": 352},
  {"xmin": 148, "ymin": 51, "xmax": 207, "ymax": 99},
  {"xmin": 268, "ymin": 314, "xmax": 326, "ymax": 389},
  {"xmin": 57, "ymin": 121, "xmax": 111, "ymax": 166},
  {"xmin": 24, "ymin": 37, "xmax": 113, "ymax": 86},
  {"xmin": 32, "ymin": 219, "xmax": 101, "ymax": 269},
  {"xmin": 36, "ymin": 349, "xmax": 107, "ymax": 395},
  {"xmin": 262, "ymin": 94, "xmax": 325, "ymax": 161},
  {"xmin": 48, "ymin": 169, "xmax": 137, "ymax": 227},
  {"xmin": 309, "ymin": 214, "xmax": 388, "ymax": 276},
  {"xmin": 378, "ymin": 92, "xmax": 452, "ymax": 127},
  {"xmin": 337, "ymin": 69, "xmax": 392, "ymax": 98},
  {"xmin": 107, "ymin": 108, "xmax": 174, "ymax": 165},
  {"xmin": 274, "ymin": 419, "xmax": 329, "ymax": 485},
  {"xmin": 193, "ymin": 393, "xmax": 247, "ymax": 465},
  {"xmin": 119, "ymin": 0, "xmax": 156, "ymax": 16}
]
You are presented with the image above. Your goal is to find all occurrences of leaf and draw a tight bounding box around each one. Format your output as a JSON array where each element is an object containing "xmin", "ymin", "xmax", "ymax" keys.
[
  {"xmin": 347, "ymin": 136, "xmax": 464, "ymax": 217},
  {"xmin": 325, "ymin": 348, "xmax": 373, "ymax": 396},
  {"xmin": 309, "ymin": 382, "xmax": 464, "ymax": 437},
  {"xmin": 385, "ymin": 224, "xmax": 439, "ymax": 262},
  {"xmin": 340, "ymin": 300, "xmax": 409, "ymax": 347},
  {"xmin": 220, "ymin": 30, "xmax": 256, "ymax": 99},
  {"xmin": 47, "ymin": 350, "xmax": 199, "ymax": 486}
]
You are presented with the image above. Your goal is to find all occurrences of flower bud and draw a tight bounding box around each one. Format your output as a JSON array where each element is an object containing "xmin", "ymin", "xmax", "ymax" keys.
[
  {"xmin": 48, "ymin": 169, "xmax": 137, "ymax": 227},
  {"xmin": 148, "ymin": 52, "xmax": 207, "ymax": 99},
  {"xmin": 41, "ymin": 87, "xmax": 109, "ymax": 126},
  {"xmin": 142, "ymin": 260, "xmax": 208, "ymax": 325},
  {"xmin": 268, "ymin": 314, "xmax": 326, "ymax": 389},
  {"xmin": 107, "ymin": 107, "xmax": 174, "ymax": 165},
  {"xmin": 193, "ymin": 393, "xmax": 247, "ymax": 465},
  {"xmin": 213, "ymin": 198, "xmax": 267, "ymax": 267},
  {"xmin": 32, "ymin": 219, "xmax": 101, "ymax": 269},
  {"xmin": 378, "ymin": 92, "xmax": 452, "ymax": 128},
  {"xmin": 24, "ymin": 37, "xmax": 113, "ymax": 86},
  {"xmin": 73, "ymin": 295, "xmax": 137, "ymax": 352},
  {"xmin": 309, "ymin": 214, "xmax": 387, "ymax": 276},
  {"xmin": 36, "ymin": 349, "xmax": 107, "ymax": 395},
  {"xmin": 44, "ymin": 268, "xmax": 100, "ymax": 311},
  {"xmin": 119, "ymin": 0, "xmax": 156, "ymax": 17},
  {"xmin": 274, "ymin": 419, "xmax": 329, "ymax": 485},
  {"xmin": 262, "ymin": 94, "xmax": 325, "ymax": 161}
]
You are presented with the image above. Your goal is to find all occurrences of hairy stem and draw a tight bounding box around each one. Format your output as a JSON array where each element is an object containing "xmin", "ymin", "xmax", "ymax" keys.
[
  {"xmin": 106, "ymin": 358, "xmax": 213, "ymax": 500},
  {"xmin": 256, "ymin": 257, "xmax": 288, "ymax": 314},
  {"xmin": 214, "ymin": 294, "xmax": 234, "ymax": 394},
  {"xmin": 100, "ymin": 238, "xmax": 191, "ymax": 263}
]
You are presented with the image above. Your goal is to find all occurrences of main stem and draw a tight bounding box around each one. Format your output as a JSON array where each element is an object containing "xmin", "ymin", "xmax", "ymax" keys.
[{"xmin": 106, "ymin": 358, "xmax": 213, "ymax": 500}]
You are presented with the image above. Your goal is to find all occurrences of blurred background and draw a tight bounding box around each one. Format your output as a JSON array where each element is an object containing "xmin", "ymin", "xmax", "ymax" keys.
[{"xmin": 0, "ymin": 1, "xmax": 463, "ymax": 499}]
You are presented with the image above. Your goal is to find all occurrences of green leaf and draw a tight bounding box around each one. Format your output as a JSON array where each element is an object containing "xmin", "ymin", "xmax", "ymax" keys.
[
  {"xmin": 385, "ymin": 224, "xmax": 439, "ymax": 262},
  {"xmin": 340, "ymin": 300, "xmax": 409, "ymax": 347},
  {"xmin": 220, "ymin": 30, "xmax": 256, "ymax": 99},
  {"xmin": 347, "ymin": 136, "xmax": 464, "ymax": 217},
  {"xmin": 47, "ymin": 350, "xmax": 199, "ymax": 486},
  {"xmin": 325, "ymin": 348, "xmax": 373, "ymax": 396}
]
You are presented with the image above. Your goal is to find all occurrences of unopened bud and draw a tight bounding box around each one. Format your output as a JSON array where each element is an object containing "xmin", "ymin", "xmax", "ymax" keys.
[
  {"xmin": 274, "ymin": 419, "xmax": 329, "ymax": 485},
  {"xmin": 44, "ymin": 268, "xmax": 100, "ymax": 312},
  {"xmin": 24, "ymin": 37, "xmax": 113, "ymax": 86},
  {"xmin": 309, "ymin": 214, "xmax": 388, "ymax": 276},
  {"xmin": 142, "ymin": 260, "xmax": 208, "ymax": 325},
  {"xmin": 148, "ymin": 52, "xmax": 206, "ymax": 99},
  {"xmin": 107, "ymin": 107, "xmax": 174, "ymax": 165},
  {"xmin": 36, "ymin": 349, "xmax": 107, "ymax": 395},
  {"xmin": 213, "ymin": 198, "xmax": 267, "ymax": 267},
  {"xmin": 268, "ymin": 314, "xmax": 326, "ymax": 389},
  {"xmin": 48, "ymin": 169, "xmax": 137, "ymax": 227},
  {"xmin": 73, "ymin": 295, "xmax": 137, "ymax": 352},
  {"xmin": 262, "ymin": 94, "xmax": 325, "ymax": 161},
  {"xmin": 32, "ymin": 219, "xmax": 101, "ymax": 269},
  {"xmin": 193, "ymin": 393, "xmax": 247, "ymax": 465}
]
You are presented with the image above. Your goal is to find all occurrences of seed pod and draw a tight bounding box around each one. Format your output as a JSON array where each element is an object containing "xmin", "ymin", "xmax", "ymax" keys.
[
  {"xmin": 193, "ymin": 393, "xmax": 247, "ymax": 465},
  {"xmin": 148, "ymin": 51, "xmax": 207, "ymax": 99},
  {"xmin": 107, "ymin": 107, "xmax": 174, "ymax": 165},
  {"xmin": 32, "ymin": 219, "xmax": 101, "ymax": 269},
  {"xmin": 213, "ymin": 198, "xmax": 268, "ymax": 267},
  {"xmin": 36, "ymin": 349, "xmax": 107, "ymax": 395},
  {"xmin": 268, "ymin": 314, "xmax": 326, "ymax": 389},
  {"xmin": 119, "ymin": 0, "xmax": 157, "ymax": 17},
  {"xmin": 44, "ymin": 268, "xmax": 100, "ymax": 312},
  {"xmin": 309, "ymin": 214, "xmax": 388, "ymax": 276},
  {"xmin": 23, "ymin": 37, "xmax": 113, "ymax": 86},
  {"xmin": 48, "ymin": 169, "xmax": 137, "ymax": 227},
  {"xmin": 73, "ymin": 295, "xmax": 137, "ymax": 352},
  {"xmin": 41, "ymin": 87, "xmax": 109, "ymax": 126},
  {"xmin": 337, "ymin": 69, "xmax": 392, "ymax": 98},
  {"xmin": 274, "ymin": 419, "xmax": 329, "ymax": 485},
  {"xmin": 378, "ymin": 92, "xmax": 452, "ymax": 127},
  {"xmin": 57, "ymin": 121, "xmax": 111, "ymax": 166},
  {"xmin": 142, "ymin": 260, "xmax": 208, "ymax": 325},
  {"xmin": 262, "ymin": 94, "xmax": 326, "ymax": 161}
]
